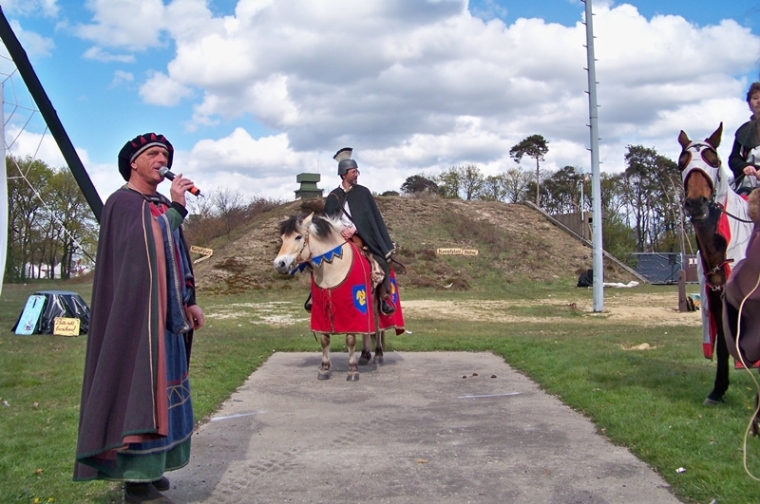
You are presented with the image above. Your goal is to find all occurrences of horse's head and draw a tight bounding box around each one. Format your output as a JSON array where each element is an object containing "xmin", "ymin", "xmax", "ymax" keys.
[
  {"xmin": 273, "ymin": 212, "xmax": 343, "ymax": 274},
  {"xmin": 678, "ymin": 123, "xmax": 723, "ymax": 221}
]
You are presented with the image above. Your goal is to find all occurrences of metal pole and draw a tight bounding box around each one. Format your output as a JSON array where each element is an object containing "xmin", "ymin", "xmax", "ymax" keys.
[
  {"xmin": 0, "ymin": 82, "xmax": 7, "ymax": 294},
  {"xmin": 583, "ymin": 0, "xmax": 604, "ymax": 311},
  {"xmin": 580, "ymin": 175, "xmax": 585, "ymax": 240},
  {"xmin": 0, "ymin": 6, "xmax": 102, "ymax": 222}
]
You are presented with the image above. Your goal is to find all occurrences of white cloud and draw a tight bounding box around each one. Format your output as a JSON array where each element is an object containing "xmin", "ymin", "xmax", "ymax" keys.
[
  {"xmin": 110, "ymin": 70, "xmax": 134, "ymax": 88},
  {"xmin": 76, "ymin": 0, "xmax": 166, "ymax": 50},
  {"xmin": 139, "ymin": 71, "xmax": 193, "ymax": 106},
  {"xmin": 56, "ymin": 1, "xmax": 760, "ymax": 200},
  {"xmin": 83, "ymin": 47, "xmax": 136, "ymax": 63},
  {"xmin": 9, "ymin": 20, "xmax": 54, "ymax": 58},
  {"xmin": 3, "ymin": 0, "xmax": 59, "ymax": 17}
]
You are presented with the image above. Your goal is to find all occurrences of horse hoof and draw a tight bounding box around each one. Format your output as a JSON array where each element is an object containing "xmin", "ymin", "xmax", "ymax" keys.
[
  {"xmin": 318, "ymin": 371, "xmax": 331, "ymax": 380},
  {"xmin": 347, "ymin": 373, "xmax": 360, "ymax": 382},
  {"xmin": 359, "ymin": 356, "xmax": 370, "ymax": 366},
  {"xmin": 702, "ymin": 397, "xmax": 723, "ymax": 406},
  {"xmin": 374, "ymin": 356, "xmax": 384, "ymax": 365}
]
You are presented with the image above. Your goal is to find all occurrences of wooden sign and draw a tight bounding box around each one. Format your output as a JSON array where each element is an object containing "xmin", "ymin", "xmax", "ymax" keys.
[
  {"xmin": 190, "ymin": 245, "xmax": 214, "ymax": 264},
  {"xmin": 54, "ymin": 317, "xmax": 80, "ymax": 337},
  {"xmin": 436, "ymin": 248, "xmax": 479, "ymax": 256}
]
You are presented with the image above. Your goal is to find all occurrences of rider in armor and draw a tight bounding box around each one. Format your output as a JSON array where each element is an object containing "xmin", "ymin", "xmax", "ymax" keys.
[
  {"xmin": 729, "ymin": 81, "xmax": 760, "ymax": 194},
  {"xmin": 324, "ymin": 148, "xmax": 396, "ymax": 315}
]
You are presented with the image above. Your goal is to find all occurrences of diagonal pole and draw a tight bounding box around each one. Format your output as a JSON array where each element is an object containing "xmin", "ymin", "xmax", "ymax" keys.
[{"xmin": 0, "ymin": 6, "xmax": 103, "ymax": 223}]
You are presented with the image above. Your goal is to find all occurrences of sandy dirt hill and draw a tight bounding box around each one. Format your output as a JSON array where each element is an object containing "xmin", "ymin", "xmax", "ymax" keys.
[{"xmin": 191, "ymin": 196, "xmax": 638, "ymax": 294}]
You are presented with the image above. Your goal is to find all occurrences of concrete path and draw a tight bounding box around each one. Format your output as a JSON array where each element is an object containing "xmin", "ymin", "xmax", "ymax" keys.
[{"xmin": 166, "ymin": 352, "xmax": 682, "ymax": 504}]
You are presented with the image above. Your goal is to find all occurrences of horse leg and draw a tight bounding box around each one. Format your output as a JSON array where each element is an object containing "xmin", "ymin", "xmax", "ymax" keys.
[
  {"xmin": 318, "ymin": 333, "xmax": 331, "ymax": 380},
  {"xmin": 359, "ymin": 333, "xmax": 372, "ymax": 365},
  {"xmin": 346, "ymin": 333, "xmax": 359, "ymax": 381},
  {"xmin": 710, "ymin": 326, "xmax": 730, "ymax": 402},
  {"xmin": 373, "ymin": 329, "xmax": 384, "ymax": 365},
  {"xmin": 705, "ymin": 291, "xmax": 729, "ymax": 404}
]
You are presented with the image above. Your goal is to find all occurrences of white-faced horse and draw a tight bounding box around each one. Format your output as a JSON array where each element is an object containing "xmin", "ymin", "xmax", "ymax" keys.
[
  {"xmin": 273, "ymin": 213, "xmax": 390, "ymax": 381},
  {"xmin": 679, "ymin": 123, "xmax": 754, "ymax": 404}
]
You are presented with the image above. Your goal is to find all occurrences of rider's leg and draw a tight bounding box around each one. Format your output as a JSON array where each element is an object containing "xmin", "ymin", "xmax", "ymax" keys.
[{"xmin": 373, "ymin": 254, "xmax": 395, "ymax": 314}]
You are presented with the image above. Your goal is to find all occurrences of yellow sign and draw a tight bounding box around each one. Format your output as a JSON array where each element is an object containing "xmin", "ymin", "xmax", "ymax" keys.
[
  {"xmin": 54, "ymin": 317, "xmax": 80, "ymax": 337},
  {"xmin": 190, "ymin": 245, "xmax": 214, "ymax": 264},
  {"xmin": 436, "ymin": 248, "xmax": 479, "ymax": 256}
]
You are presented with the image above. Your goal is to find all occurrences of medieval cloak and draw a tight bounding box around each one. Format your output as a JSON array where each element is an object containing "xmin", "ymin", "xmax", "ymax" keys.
[
  {"xmin": 324, "ymin": 184, "xmax": 394, "ymax": 261},
  {"xmin": 74, "ymin": 188, "xmax": 196, "ymax": 482}
]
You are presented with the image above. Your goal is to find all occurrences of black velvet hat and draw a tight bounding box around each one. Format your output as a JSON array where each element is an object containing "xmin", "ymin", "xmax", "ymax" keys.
[{"xmin": 117, "ymin": 133, "xmax": 174, "ymax": 181}]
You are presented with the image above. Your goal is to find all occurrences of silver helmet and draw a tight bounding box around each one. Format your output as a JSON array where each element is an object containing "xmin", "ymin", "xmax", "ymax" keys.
[{"xmin": 333, "ymin": 147, "xmax": 358, "ymax": 176}]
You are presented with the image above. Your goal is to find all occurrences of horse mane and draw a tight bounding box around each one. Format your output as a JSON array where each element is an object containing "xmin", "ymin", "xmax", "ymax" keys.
[
  {"xmin": 311, "ymin": 214, "xmax": 342, "ymax": 239},
  {"xmin": 278, "ymin": 215, "xmax": 300, "ymax": 236},
  {"xmin": 278, "ymin": 213, "xmax": 343, "ymax": 239}
]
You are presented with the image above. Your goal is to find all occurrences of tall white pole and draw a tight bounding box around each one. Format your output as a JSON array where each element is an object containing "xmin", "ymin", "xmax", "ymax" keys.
[
  {"xmin": 583, "ymin": 0, "xmax": 603, "ymax": 311},
  {"xmin": 0, "ymin": 82, "xmax": 8, "ymax": 295}
]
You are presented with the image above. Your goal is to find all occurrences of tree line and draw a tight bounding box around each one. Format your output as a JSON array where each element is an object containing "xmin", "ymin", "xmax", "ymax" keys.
[
  {"xmin": 6, "ymin": 134, "xmax": 692, "ymax": 280},
  {"xmin": 5, "ymin": 155, "xmax": 97, "ymax": 281},
  {"xmin": 397, "ymin": 134, "xmax": 693, "ymax": 262},
  {"xmin": 4, "ymin": 155, "xmax": 281, "ymax": 282}
]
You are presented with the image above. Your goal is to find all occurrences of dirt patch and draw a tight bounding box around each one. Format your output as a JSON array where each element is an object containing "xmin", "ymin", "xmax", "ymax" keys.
[
  {"xmin": 400, "ymin": 292, "xmax": 700, "ymax": 327},
  {"xmin": 203, "ymin": 292, "xmax": 699, "ymax": 328}
]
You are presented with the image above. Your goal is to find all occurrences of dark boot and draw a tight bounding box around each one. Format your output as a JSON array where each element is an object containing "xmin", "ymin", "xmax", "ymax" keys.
[
  {"xmin": 125, "ymin": 482, "xmax": 175, "ymax": 504},
  {"xmin": 380, "ymin": 297, "xmax": 395, "ymax": 315},
  {"xmin": 377, "ymin": 283, "xmax": 395, "ymax": 315},
  {"xmin": 304, "ymin": 293, "xmax": 312, "ymax": 313},
  {"xmin": 152, "ymin": 476, "xmax": 170, "ymax": 491}
]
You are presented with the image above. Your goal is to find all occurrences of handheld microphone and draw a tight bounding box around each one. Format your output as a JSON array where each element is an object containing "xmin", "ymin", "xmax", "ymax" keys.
[{"xmin": 159, "ymin": 167, "xmax": 202, "ymax": 196}]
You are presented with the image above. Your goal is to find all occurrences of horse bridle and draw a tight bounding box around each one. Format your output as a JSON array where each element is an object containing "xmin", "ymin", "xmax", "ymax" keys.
[
  {"xmin": 293, "ymin": 225, "xmax": 312, "ymax": 266},
  {"xmin": 682, "ymin": 141, "xmax": 754, "ymax": 224}
]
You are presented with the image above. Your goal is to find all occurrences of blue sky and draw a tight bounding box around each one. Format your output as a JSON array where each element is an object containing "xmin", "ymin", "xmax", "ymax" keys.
[{"xmin": 3, "ymin": 0, "xmax": 760, "ymax": 204}]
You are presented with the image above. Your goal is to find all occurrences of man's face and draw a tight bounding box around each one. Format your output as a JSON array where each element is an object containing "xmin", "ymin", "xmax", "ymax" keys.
[
  {"xmin": 130, "ymin": 146, "xmax": 169, "ymax": 185},
  {"xmin": 343, "ymin": 167, "xmax": 359, "ymax": 187},
  {"xmin": 749, "ymin": 92, "xmax": 760, "ymax": 118}
]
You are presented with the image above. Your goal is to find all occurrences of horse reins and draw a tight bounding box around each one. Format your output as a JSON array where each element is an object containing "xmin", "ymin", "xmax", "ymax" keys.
[{"xmin": 714, "ymin": 201, "xmax": 755, "ymax": 224}]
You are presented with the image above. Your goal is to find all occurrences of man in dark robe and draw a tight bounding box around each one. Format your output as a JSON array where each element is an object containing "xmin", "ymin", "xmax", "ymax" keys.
[
  {"xmin": 324, "ymin": 147, "xmax": 396, "ymax": 314},
  {"xmin": 74, "ymin": 133, "xmax": 204, "ymax": 504}
]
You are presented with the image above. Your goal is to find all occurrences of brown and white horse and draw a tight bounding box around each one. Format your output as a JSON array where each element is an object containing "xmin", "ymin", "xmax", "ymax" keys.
[
  {"xmin": 273, "ymin": 213, "xmax": 387, "ymax": 381},
  {"xmin": 679, "ymin": 123, "xmax": 753, "ymax": 404}
]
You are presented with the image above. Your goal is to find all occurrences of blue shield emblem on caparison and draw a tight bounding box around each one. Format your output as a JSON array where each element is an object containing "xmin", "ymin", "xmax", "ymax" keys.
[
  {"xmin": 352, "ymin": 285, "xmax": 368, "ymax": 314},
  {"xmin": 390, "ymin": 277, "xmax": 398, "ymax": 303}
]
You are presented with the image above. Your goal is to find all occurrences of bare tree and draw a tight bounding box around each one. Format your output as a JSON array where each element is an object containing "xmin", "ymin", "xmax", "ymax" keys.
[
  {"xmin": 210, "ymin": 188, "xmax": 247, "ymax": 241},
  {"xmin": 461, "ymin": 164, "xmax": 485, "ymax": 201},
  {"xmin": 501, "ymin": 167, "xmax": 532, "ymax": 203},
  {"xmin": 436, "ymin": 166, "xmax": 465, "ymax": 199}
]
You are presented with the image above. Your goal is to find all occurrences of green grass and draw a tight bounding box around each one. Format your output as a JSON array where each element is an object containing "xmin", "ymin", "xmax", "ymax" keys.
[{"xmin": 3, "ymin": 281, "xmax": 760, "ymax": 503}]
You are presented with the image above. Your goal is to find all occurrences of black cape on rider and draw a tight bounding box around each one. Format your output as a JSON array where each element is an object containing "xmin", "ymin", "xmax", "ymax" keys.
[{"xmin": 324, "ymin": 184, "xmax": 394, "ymax": 263}]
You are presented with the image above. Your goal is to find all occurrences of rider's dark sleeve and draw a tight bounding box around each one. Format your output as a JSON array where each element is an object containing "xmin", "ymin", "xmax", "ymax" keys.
[{"xmin": 729, "ymin": 136, "xmax": 750, "ymax": 180}]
